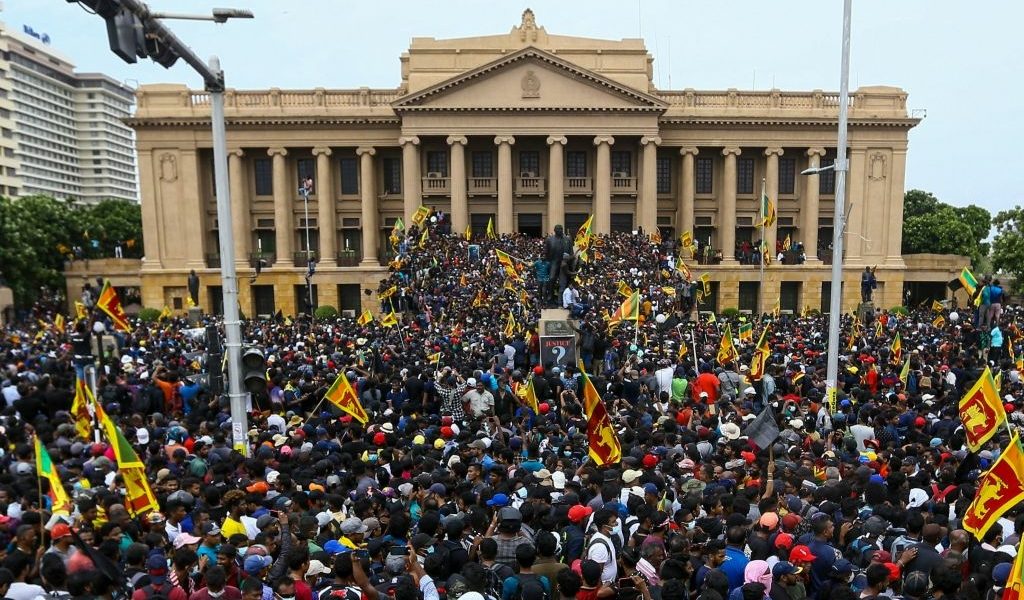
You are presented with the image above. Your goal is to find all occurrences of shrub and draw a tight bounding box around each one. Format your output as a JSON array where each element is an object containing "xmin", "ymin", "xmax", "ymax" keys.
[
  {"xmin": 890, "ymin": 305, "xmax": 909, "ymax": 316},
  {"xmin": 721, "ymin": 307, "xmax": 741, "ymax": 319},
  {"xmin": 138, "ymin": 307, "xmax": 162, "ymax": 323},
  {"xmin": 313, "ymin": 305, "xmax": 338, "ymax": 320}
]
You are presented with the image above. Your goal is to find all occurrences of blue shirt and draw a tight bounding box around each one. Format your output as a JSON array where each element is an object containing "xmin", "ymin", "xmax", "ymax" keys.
[
  {"xmin": 808, "ymin": 538, "xmax": 840, "ymax": 598},
  {"xmin": 720, "ymin": 546, "xmax": 749, "ymax": 591}
]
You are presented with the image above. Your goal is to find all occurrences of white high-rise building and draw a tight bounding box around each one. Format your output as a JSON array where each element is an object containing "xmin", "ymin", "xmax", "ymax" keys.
[{"xmin": 0, "ymin": 22, "xmax": 137, "ymax": 203}]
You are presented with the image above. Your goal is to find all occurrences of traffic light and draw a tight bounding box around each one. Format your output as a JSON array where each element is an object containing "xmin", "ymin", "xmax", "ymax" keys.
[
  {"xmin": 241, "ymin": 347, "xmax": 266, "ymax": 394},
  {"xmin": 69, "ymin": 0, "xmax": 179, "ymax": 68}
]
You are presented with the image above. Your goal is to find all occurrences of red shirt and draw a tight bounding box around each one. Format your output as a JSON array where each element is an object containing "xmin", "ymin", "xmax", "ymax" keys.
[
  {"xmin": 692, "ymin": 372, "xmax": 721, "ymax": 403},
  {"xmin": 294, "ymin": 580, "xmax": 313, "ymax": 600}
]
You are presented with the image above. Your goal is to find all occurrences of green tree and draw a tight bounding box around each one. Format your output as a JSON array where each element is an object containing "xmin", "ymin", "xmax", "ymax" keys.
[
  {"xmin": 991, "ymin": 207, "xmax": 1024, "ymax": 292},
  {"xmin": 901, "ymin": 189, "xmax": 991, "ymax": 266}
]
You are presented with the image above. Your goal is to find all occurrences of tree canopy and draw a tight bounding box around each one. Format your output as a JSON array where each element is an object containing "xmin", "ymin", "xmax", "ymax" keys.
[
  {"xmin": 991, "ymin": 206, "xmax": 1024, "ymax": 292},
  {"xmin": 0, "ymin": 195, "xmax": 143, "ymax": 307},
  {"xmin": 901, "ymin": 189, "xmax": 991, "ymax": 266}
]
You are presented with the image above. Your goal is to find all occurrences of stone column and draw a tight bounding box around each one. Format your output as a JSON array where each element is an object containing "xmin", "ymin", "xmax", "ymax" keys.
[
  {"xmin": 313, "ymin": 147, "xmax": 336, "ymax": 267},
  {"xmin": 888, "ymin": 149, "xmax": 908, "ymax": 263},
  {"xmin": 494, "ymin": 136, "xmax": 516, "ymax": 234},
  {"xmin": 763, "ymin": 147, "xmax": 783, "ymax": 260},
  {"xmin": 399, "ymin": 136, "xmax": 421, "ymax": 225},
  {"xmin": 357, "ymin": 147, "xmax": 378, "ymax": 265},
  {"xmin": 180, "ymin": 150, "xmax": 206, "ymax": 269},
  {"xmin": 447, "ymin": 135, "xmax": 468, "ymax": 234},
  {"xmin": 640, "ymin": 136, "xmax": 661, "ymax": 235},
  {"xmin": 593, "ymin": 136, "xmax": 615, "ymax": 235},
  {"xmin": 720, "ymin": 147, "xmax": 741, "ymax": 264},
  {"xmin": 845, "ymin": 148, "xmax": 866, "ymax": 264},
  {"xmin": 546, "ymin": 135, "xmax": 567, "ymax": 232},
  {"xmin": 804, "ymin": 147, "xmax": 825, "ymax": 264},
  {"xmin": 268, "ymin": 147, "xmax": 292, "ymax": 267},
  {"xmin": 678, "ymin": 147, "xmax": 698, "ymax": 239},
  {"xmin": 227, "ymin": 149, "xmax": 249, "ymax": 268}
]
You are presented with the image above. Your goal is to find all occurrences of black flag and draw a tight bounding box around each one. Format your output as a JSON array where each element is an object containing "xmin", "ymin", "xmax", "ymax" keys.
[{"xmin": 746, "ymin": 407, "xmax": 781, "ymax": 451}]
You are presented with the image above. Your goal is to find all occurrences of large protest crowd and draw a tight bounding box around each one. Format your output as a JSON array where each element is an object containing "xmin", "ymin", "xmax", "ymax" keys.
[{"xmin": 0, "ymin": 210, "xmax": 1021, "ymax": 600}]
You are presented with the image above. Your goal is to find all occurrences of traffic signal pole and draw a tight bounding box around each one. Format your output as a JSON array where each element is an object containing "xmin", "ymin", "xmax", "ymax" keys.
[{"xmin": 76, "ymin": 0, "xmax": 252, "ymax": 454}]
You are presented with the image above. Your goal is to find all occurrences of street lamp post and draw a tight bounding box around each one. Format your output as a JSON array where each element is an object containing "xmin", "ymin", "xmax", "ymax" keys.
[
  {"xmin": 802, "ymin": 0, "xmax": 852, "ymax": 412},
  {"xmin": 90, "ymin": 320, "xmax": 106, "ymax": 443},
  {"xmin": 97, "ymin": 0, "xmax": 254, "ymax": 455},
  {"xmin": 300, "ymin": 184, "xmax": 314, "ymax": 313}
]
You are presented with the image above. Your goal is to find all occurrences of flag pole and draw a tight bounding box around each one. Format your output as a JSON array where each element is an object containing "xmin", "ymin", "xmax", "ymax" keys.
[{"xmin": 760, "ymin": 178, "xmax": 767, "ymax": 317}]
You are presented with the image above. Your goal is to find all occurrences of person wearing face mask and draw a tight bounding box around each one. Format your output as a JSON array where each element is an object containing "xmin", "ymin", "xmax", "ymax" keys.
[
  {"xmin": 585, "ymin": 508, "xmax": 619, "ymax": 585},
  {"xmin": 188, "ymin": 565, "xmax": 241, "ymax": 600}
]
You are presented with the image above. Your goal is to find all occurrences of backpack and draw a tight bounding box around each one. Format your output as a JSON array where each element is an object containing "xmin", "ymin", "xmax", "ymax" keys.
[
  {"xmin": 848, "ymin": 535, "xmax": 879, "ymax": 568},
  {"xmin": 140, "ymin": 582, "xmax": 172, "ymax": 600},
  {"xmin": 930, "ymin": 484, "xmax": 957, "ymax": 504},
  {"xmin": 485, "ymin": 562, "xmax": 513, "ymax": 600},
  {"xmin": 508, "ymin": 573, "xmax": 550, "ymax": 600}
]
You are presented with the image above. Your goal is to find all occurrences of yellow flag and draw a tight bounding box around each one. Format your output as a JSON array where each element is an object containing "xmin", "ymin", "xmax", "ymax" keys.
[
  {"xmin": 717, "ymin": 323, "xmax": 739, "ymax": 366},
  {"xmin": 465, "ymin": 224, "xmax": 472, "ymax": 241},
  {"xmin": 617, "ymin": 281, "xmax": 634, "ymax": 298},
  {"xmin": 428, "ymin": 352, "xmax": 442, "ymax": 364},
  {"xmin": 932, "ymin": 299, "xmax": 944, "ymax": 313},
  {"xmin": 324, "ymin": 370, "xmax": 369, "ymax": 424},
  {"xmin": 486, "ymin": 217, "xmax": 496, "ymax": 239},
  {"xmin": 411, "ymin": 205, "xmax": 431, "ymax": 226},
  {"xmin": 379, "ymin": 286, "xmax": 397, "ymax": 300},
  {"xmin": 523, "ymin": 378, "xmax": 540, "ymax": 414},
  {"xmin": 356, "ymin": 310, "xmax": 373, "ymax": 326},
  {"xmin": 380, "ymin": 312, "xmax": 399, "ymax": 328},
  {"xmin": 661, "ymin": 286, "xmax": 676, "ymax": 296},
  {"xmin": 419, "ymin": 228, "xmax": 429, "ymax": 249},
  {"xmin": 504, "ymin": 310, "xmax": 517, "ymax": 338},
  {"xmin": 54, "ymin": 314, "xmax": 65, "ymax": 334}
]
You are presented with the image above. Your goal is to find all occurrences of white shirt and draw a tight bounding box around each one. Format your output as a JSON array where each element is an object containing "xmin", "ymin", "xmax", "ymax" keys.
[
  {"xmin": 587, "ymin": 530, "xmax": 618, "ymax": 584},
  {"xmin": 7, "ymin": 582, "xmax": 45, "ymax": 600},
  {"xmin": 655, "ymin": 366, "xmax": 674, "ymax": 395},
  {"xmin": 2, "ymin": 384, "xmax": 19, "ymax": 406},
  {"xmin": 267, "ymin": 414, "xmax": 286, "ymax": 434},
  {"xmin": 562, "ymin": 287, "xmax": 578, "ymax": 308},
  {"xmin": 165, "ymin": 520, "xmax": 183, "ymax": 544}
]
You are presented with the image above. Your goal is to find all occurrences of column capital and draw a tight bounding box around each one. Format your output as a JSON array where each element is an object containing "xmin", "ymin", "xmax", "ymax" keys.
[
  {"xmin": 267, "ymin": 147, "xmax": 288, "ymax": 157},
  {"xmin": 398, "ymin": 135, "xmax": 421, "ymax": 146},
  {"xmin": 227, "ymin": 148, "xmax": 245, "ymax": 158},
  {"xmin": 546, "ymin": 135, "xmax": 568, "ymax": 146},
  {"xmin": 640, "ymin": 135, "xmax": 662, "ymax": 146},
  {"xmin": 446, "ymin": 135, "xmax": 468, "ymax": 146},
  {"xmin": 679, "ymin": 146, "xmax": 699, "ymax": 157},
  {"xmin": 493, "ymin": 136, "xmax": 516, "ymax": 146},
  {"xmin": 311, "ymin": 146, "xmax": 333, "ymax": 157},
  {"xmin": 721, "ymin": 147, "xmax": 742, "ymax": 157},
  {"xmin": 356, "ymin": 147, "xmax": 376, "ymax": 157},
  {"xmin": 806, "ymin": 147, "xmax": 827, "ymax": 157},
  {"xmin": 764, "ymin": 147, "xmax": 785, "ymax": 157},
  {"xmin": 593, "ymin": 135, "xmax": 615, "ymax": 146}
]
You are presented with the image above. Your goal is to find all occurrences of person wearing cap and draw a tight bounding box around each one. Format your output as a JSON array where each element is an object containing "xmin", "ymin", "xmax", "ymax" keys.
[
  {"xmin": 44, "ymin": 522, "xmax": 78, "ymax": 567},
  {"xmin": 563, "ymin": 505, "xmax": 593, "ymax": 564},
  {"xmin": 189, "ymin": 564, "xmax": 242, "ymax": 600},
  {"xmin": 340, "ymin": 517, "xmax": 369, "ymax": 550},
  {"xmin": 197, "ymin": 522, "xmax": 223, "ymax": 565},
  {"xmin": 769, "ymin": 561, "xmax": 804, "ymax": 600},
  {"xmin": 131, "ymin": 553, "xmax": 188, "ymax": 600}
]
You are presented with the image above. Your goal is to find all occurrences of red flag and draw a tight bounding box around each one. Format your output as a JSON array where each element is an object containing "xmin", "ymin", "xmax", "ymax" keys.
[
  {"xmin": 962, "ymin": 433, "xmax": 1024, "ymax": 539},
  {"xmin": 959, "ymin": 367, "xmax": 1006, "ymax": 452},
  {"xmin": 578, "ymin": 363, "xmax": 621, "ymax": 466},
  {"xmin": 96, "ymin": 280, "xmax": 131, "ymax": 332}
]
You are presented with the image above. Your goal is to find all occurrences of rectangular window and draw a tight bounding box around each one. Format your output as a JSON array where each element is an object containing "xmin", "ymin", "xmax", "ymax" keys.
[
  {"xmin": 253, "ymin": 158, "xmax": 273, "ymax": 196},
  {"xmin": 339, "ymin": 157, "xmax": 359, "ymax": 195},
  {"xmin": 656, "ymin": 157, "xmax": 672, "ymax": 194},
  {"xmin": 338, "ymin": 284, "xmax": 362, "ymax": 313},
  {"xmin": 611, "ymin": 213, "xmax": 633, "ymax": 233},
  {"xmin": 566, "ymin": 151, "xmax": 587, "ymax": 177},
  {"xmin": 611, "ymin": 151, "xmax": 632, "ymax": 177},
  {"xmin": 382, "ymin": 157, "xmax": 402, "ymax": 195},
  {"xmin": 518, "ymin": 151, "xmax": 540, "ymax": 177},
  {"xmin": 426, "ymin": 151, "xmax": 448, "ymax": 177},
  {"xmin": 778, "ymin": 157, "xmax": 796, "ymax": 195},
  {"xmin": 738, "ymin": 282, "xmax": 760, "ymax": 313},
  {"xmin": 819, "ymin": 151, "xmax": 836, "ymax": 195},
  {"xmin": 695, "ymin": 157, "xmax": 714, "ymax": 194},
  {"xmin": 471, "ymin": 151, "xmax": 493, "ymax": 178},
  {"xmin": 737, "ymin": 157, "xmax": 754, "ymax": 195},
  {"xmin": 296, "ymin": 158, "xmax": 316, "ymax": 187}
]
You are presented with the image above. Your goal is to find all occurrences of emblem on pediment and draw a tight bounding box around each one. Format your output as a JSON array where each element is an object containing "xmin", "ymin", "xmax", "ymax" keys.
[
  {"xmin": 869, "ymin": 152, "xmax": 887, "ymax": 181},
  {"xmin": 159, "ymin": 153, "xmax": 178, "ymax": 182},
  {"xmin": 521, "ymin": 70, "xmax": 541, "ymax": 98},
  {"xmin": 518, "ymin": 8, "xmax": 539, "ymax": 42}
]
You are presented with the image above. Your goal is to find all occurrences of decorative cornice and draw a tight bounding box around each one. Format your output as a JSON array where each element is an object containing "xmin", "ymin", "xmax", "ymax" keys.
[
  {"xmin": 356, "ymin": 147, "xmax": 376, "ymax": 156},
  {"xmin": 493, "ymin": 136, "xmax": 516, "ymax": 146},
  {"xmin": 391, "ymin": 46, "xmax": 669, "ymax": 111},
  {"xmin": 593, "ymin": 136, "xmax": 615, "ymax": 146},
  {"xmin": 640, "ymin": 135, "xmax": 662, "ymax": 146},
  {"xmin": 546, "ymin": 135, "xmax": 568, "ymax": 146},
  {"xmin": 126, "ymin": 117, "xmax": 403, "ymax": 128},
  {"xmin": 764, "ymin": 147, "xmax": 784, "ymax": 157},
  {"xmin": 721, "ymin": 147, "xmax": 742, "ymax": 157},
  {"xmin": 267, "ymin": 147, "xmax": 288, "ymax": 157},
  {"xmin": 657, "ymin": 116, "xmax": 920, "ymax": 129},
  {"xmin": 312, "ymin": 147, "xmax": 333, "ymax": 157},
  {"xmin": 446, "ymin": 135, "xmax": 468, "ymax": 146},
  {"xmin": 398, "ymin": 136, "xmax": 421, "ymax": 146},
  {"xmin": 679, "ymin": 147, "xmax": 699, "ymax": 157}
]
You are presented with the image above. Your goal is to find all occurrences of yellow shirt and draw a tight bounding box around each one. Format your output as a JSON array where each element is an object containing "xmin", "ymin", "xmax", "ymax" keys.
[{"xmin": 221, "ymin": 516, "xmax": 247, "ymax": 541}]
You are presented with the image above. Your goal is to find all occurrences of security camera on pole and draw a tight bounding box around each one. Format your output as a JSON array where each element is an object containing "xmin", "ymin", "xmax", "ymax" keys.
[{"xmin": 68, "ymin": 0, "xmax": 255, "ymax": 455}]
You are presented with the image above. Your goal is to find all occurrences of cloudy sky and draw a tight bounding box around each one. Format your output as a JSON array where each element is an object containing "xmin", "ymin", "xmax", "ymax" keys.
[{"xmin": 10, "ymin": 0, "xmax": 1022, "ymax": 214}]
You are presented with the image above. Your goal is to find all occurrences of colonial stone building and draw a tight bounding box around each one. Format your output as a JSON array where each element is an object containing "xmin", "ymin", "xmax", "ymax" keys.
[{"xmin": 129, "ymin": 10, "xmax": 942, "ymax": 317}]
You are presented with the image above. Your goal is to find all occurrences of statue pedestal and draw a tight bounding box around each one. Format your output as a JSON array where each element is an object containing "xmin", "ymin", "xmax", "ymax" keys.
[
  {"xmin": 539, "ymin": 309, "xmax": 578, "ymax": 370},
  {"xmin": 857, "ymin": 302, "xmax": 875, "ymax": 326},
  {"xmin": 187, "ymin": 306, "xmax": 202, "ymax": 326}
]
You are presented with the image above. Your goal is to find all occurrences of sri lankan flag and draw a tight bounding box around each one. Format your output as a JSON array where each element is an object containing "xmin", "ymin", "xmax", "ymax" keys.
[
  {"xmin": 379, "ymin": 286, "xmax": 397, "ymax": 300},
  {"xmin": 677, "ymin": 260, "xmax": 692, "ymax": 281},
  {"xmin": 933, "ymin": 315, "xmax": 945, "ymax": 328},
  {"xmin": 608, "ymin": 291, "xmax": 640, "ymax": 327},
  {"xmin": 380, "ymin": 312, "xmax": 399, "ymax": 328},
  {"xmin": 74, "ymin": 301, "xmax": 87, "ymax": 323},
  {"xmin": 356, "ymin": 310, "xmax": 373, "ymax": 326},
  {"xmin": 471, "ymin": 290, "xmax": 487, "ymax": 308},
  {"xmin": 899, "ymin": 357, "xmax": 911, "ymax": 388},
  {"xmin": 504, "ymin": 310, "xmax": 517, "ymax": 338},
  {"xmin": 419, "ymin": 228, "xmax": 429, "ymax": 249},
  {"xmin": 962, "ymin": 432, "xmax": 1024, "ymax": 539},
  {"xmin": 486, "ymin": 217, "xmax": 496, "ymax": 240},
  {"xmin": 678, "ymin": 341, "xmax": 688, "ymax": 361},
  {"xmin": 464, "ymin": 224, "xmax": 472, "ymax": 241},
  {"xmin": 495, "ymin": 250, "xmax": 516, "ymax": 271},
  {"xmin": 94, "ymin": 402, "xmax": 157, "ymax": 515},
  {"xmin": 324, "ymin": 370, "xmax": 368, "ymax": 424},
  {"xmin": 54, "ymin": 314, "xmax": 65, "ymax": 335},
  {"xmin": 617, "ymin": 281, "xmax": 633, "ymax": 298},
  {"xmin": 680, "ymin": 231, "xmax": 697, "ymax": 256},
  {"xmin": 575, "ymin": 215, "xmax": 594, "ymax": 251},
  {"xmin": 738, "ymin": 323, "xmax": 753, "ymax": 343},
  {"xmin": 889, "ymin": 332, "xmax": 902, "ymax": 366},
  {"xmin": 578, "ymin": 362, "xmax": 621, "ymax": 465},
  {"xmin": 699, "ymin": 273, "xmax": 712, "ymax": 296},
  {"xmin": 34, "ymin": 437, "xmax": 71, "ymax": 514},
  {"xmin": 160, "ymin": 306, "xmax": 173, "ymax": 321},
  {"xmin": 759, "ymin": 181, "xmax": 776, "ymax": 227},
  {"xmin": 650, "ymin": 230, "xmax": 662, "ymax": 244},
  {"xmin": 96, "ymin": 280, "xmax": 131, "ymax": 332},
  {"xmin": 1004, "ymin": 537, "xmax": 1024, "ymax": 600},
  {"xmin": 428, "ymin": 352, "xmax": 442, "ymax": 364},
  {"xmin": 522, "ymin": 377, "xmax": 540, "ymax": 414},
  {"xmin": 959, "ymin": 267, "xmax": 979, "ymax": 296},
  {"xmin": 959, "ymin": 367, "xmax": 1006, "ymax": 452},
  {"xmin": 71, "ymin": 376, "xmax": 94, "ymax": 440},
  {"xmin": 749, "ymin": 326, "xmax": 771, "ymax": 381},
  {"xmin": 932, "ymin": 299, "xmax": 944, "ymax": 313},
  {"xmin": 717, "ymin": 323, "xmax": 739, "ymax": 366},
  {"xmin": 411, "ymin": 205, "xmax": 431, "ymax": 227}
]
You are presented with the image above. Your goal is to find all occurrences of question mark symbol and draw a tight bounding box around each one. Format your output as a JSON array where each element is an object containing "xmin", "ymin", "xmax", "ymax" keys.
[{"xmin": 552, "ymin": 346, "xmax": 566, "ymax": 365}]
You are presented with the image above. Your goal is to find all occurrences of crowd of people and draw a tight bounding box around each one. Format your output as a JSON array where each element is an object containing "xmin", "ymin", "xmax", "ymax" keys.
[{"xmin": 0, "ymin": 214, "xmax": 1021, "ymax": 600}]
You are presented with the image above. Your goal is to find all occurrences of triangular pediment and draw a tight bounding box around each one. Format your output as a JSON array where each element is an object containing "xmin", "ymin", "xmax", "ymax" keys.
[{"xmin": 393, "ymin": 47, "xmax": 667, "ymax": 113}]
